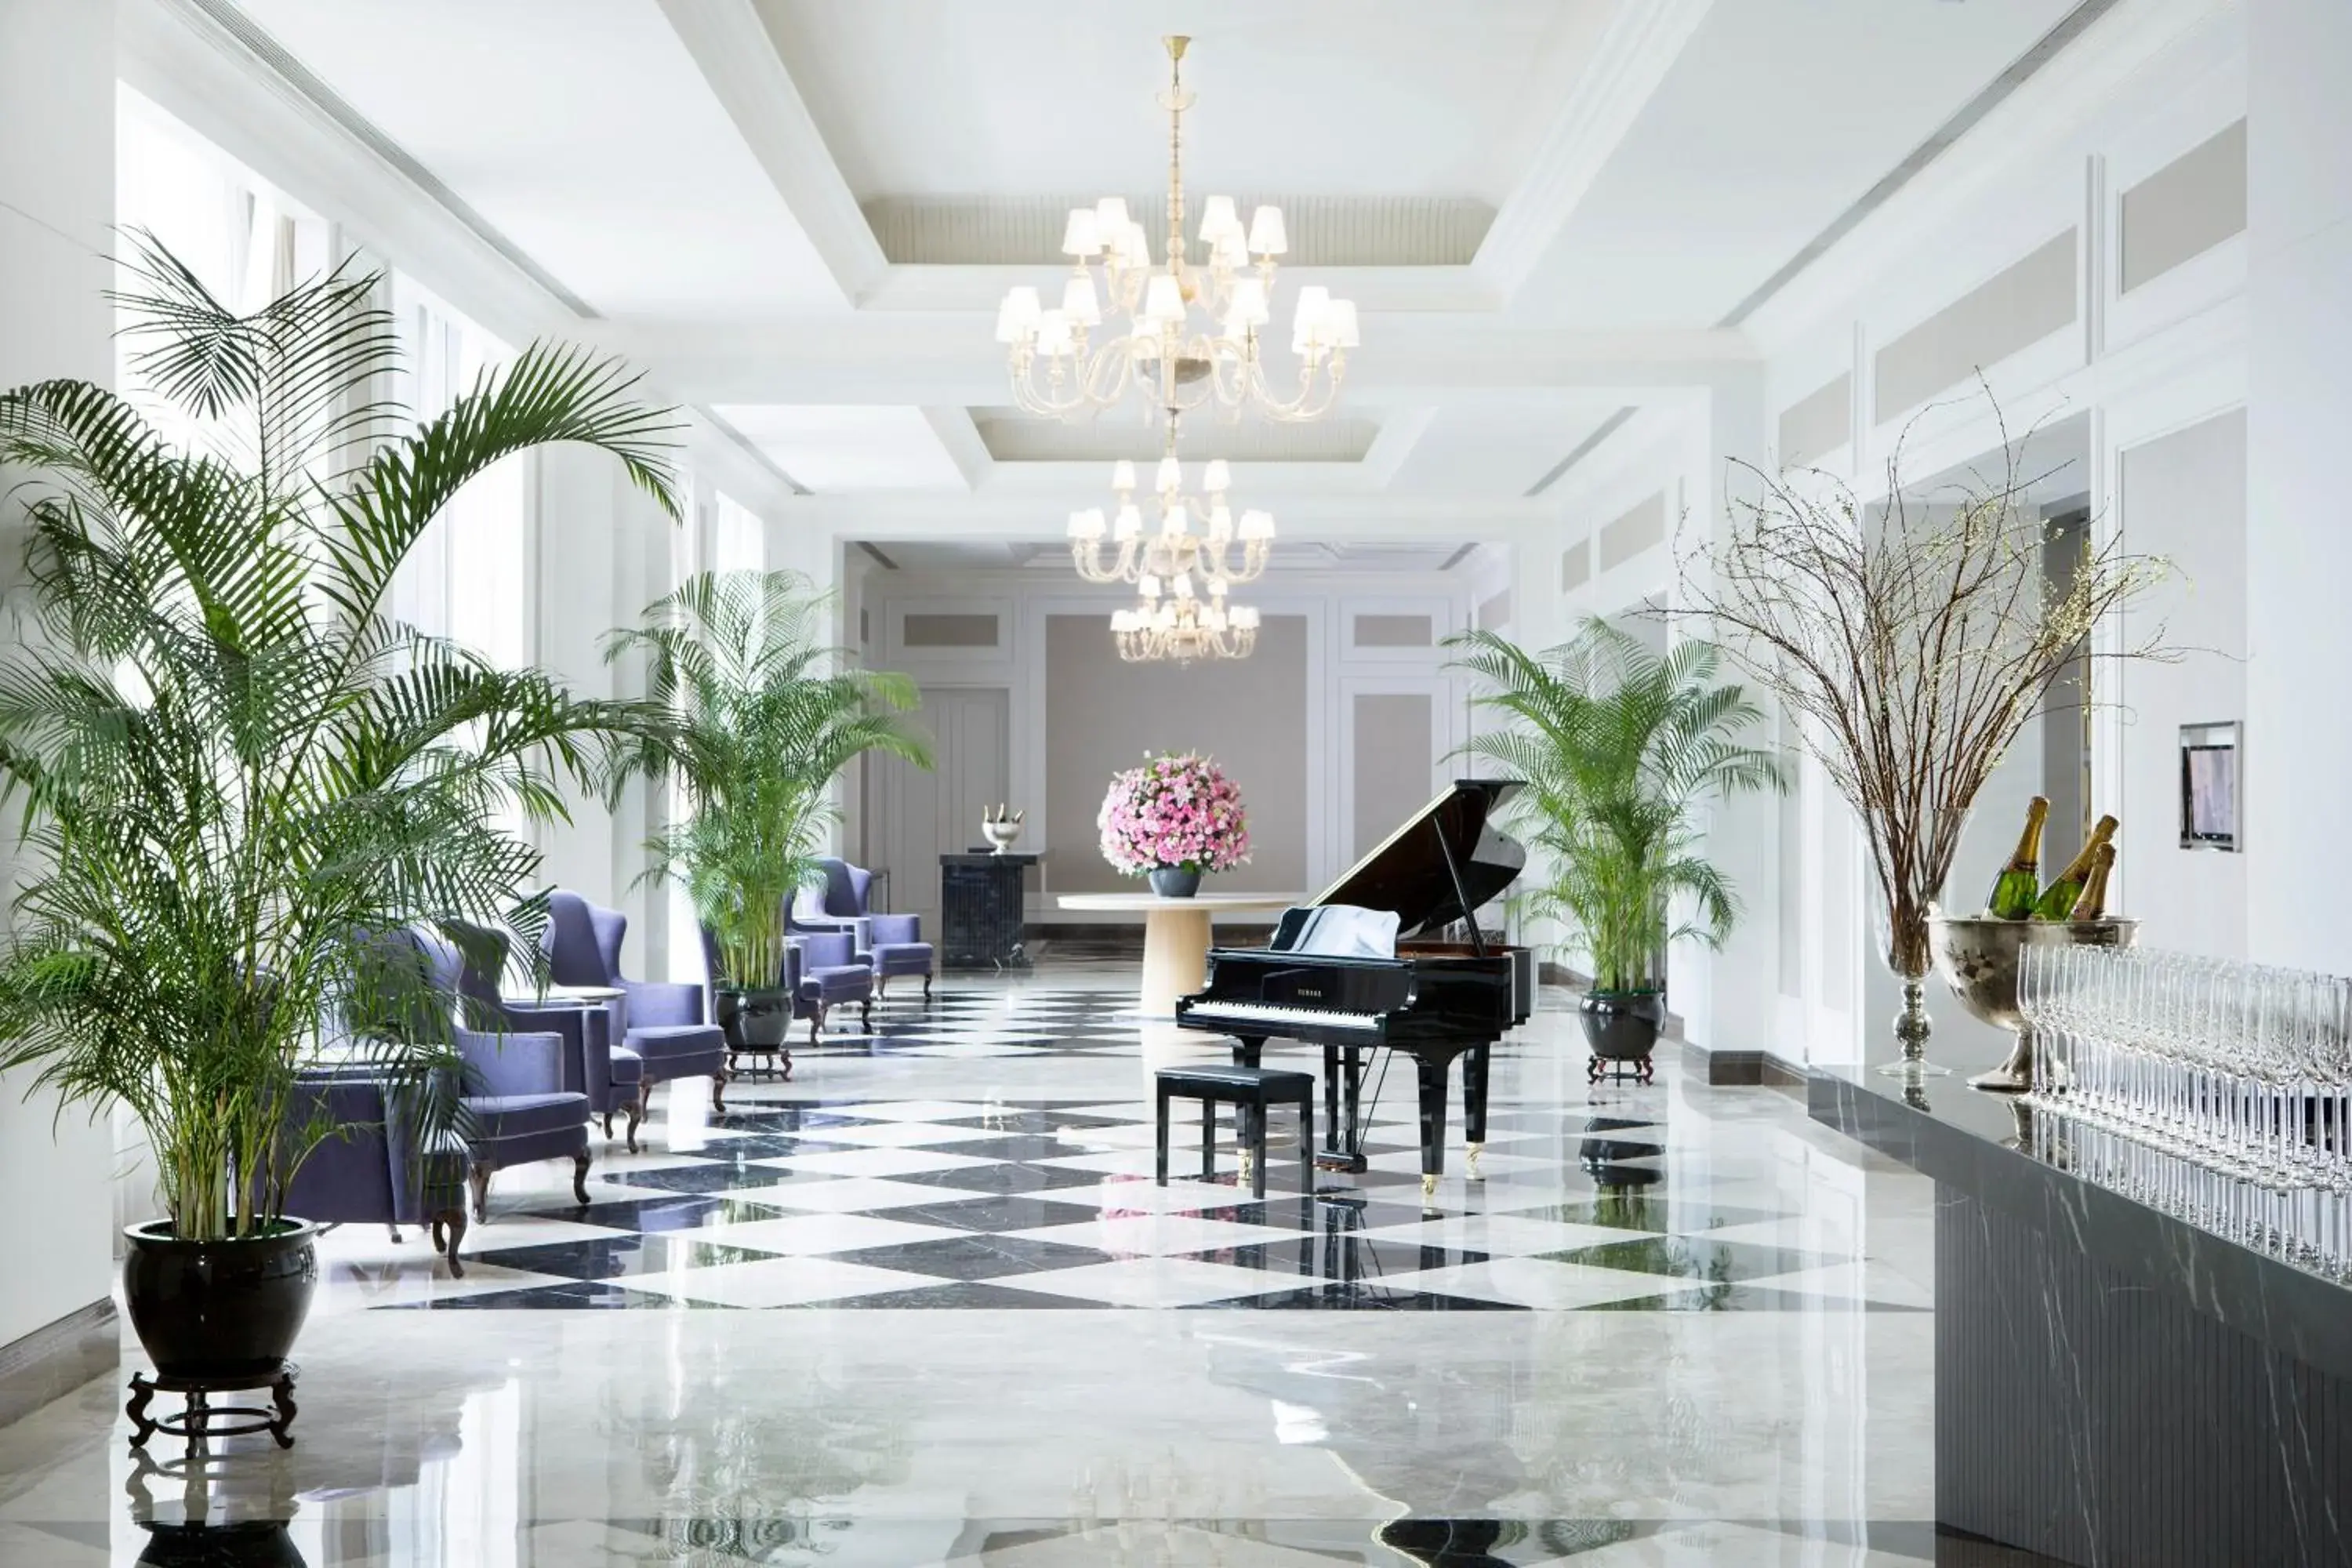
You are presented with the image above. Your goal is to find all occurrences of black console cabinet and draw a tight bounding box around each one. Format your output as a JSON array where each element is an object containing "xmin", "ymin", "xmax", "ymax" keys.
[{"xmin": 940, "ymin": 852, "xmax": 1036, "ymax": 971}]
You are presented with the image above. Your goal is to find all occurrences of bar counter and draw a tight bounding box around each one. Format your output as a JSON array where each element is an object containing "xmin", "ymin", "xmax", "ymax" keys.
[{"xmin": 1810, "ymin": 1068, "xmax": 2352, "ymax": 1567}]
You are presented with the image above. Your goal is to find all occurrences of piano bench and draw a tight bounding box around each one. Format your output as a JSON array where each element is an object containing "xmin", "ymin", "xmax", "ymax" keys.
[{"xmin": 1154, "ymin": 1065, "xmax": 1315, "ymax": 1200}]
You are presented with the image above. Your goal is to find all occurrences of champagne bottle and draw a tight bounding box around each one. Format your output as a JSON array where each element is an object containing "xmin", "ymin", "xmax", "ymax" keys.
[
  {"xmin": 2033, "ymin": 812, "xmax": 2118, "ymax": 920},
  {"xmin": 1987, "ymin": 796, "xmax": 2049, "ymax": 919},
  {"xmin": 2067, "ymin": 842, "xmax": 2116, "ymax": 921}
]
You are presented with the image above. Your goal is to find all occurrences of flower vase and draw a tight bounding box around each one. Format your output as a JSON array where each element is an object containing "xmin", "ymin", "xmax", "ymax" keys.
[
  {"xmin": 1148, "ymin": 866, "xmax": 1203, "ymax": 898},
  {"xmin": 1875, "ymin": 895, "xmax": 1951, "ymax": 1077}
]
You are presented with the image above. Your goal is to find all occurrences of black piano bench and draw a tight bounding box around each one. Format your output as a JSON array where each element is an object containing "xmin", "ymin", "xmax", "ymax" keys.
[{"xmin": 1155, "ymin": 1065, "xmax": 1314, "ymax": 1200}]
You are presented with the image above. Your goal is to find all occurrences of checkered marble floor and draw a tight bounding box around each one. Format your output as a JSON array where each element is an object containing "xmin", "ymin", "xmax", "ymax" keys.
[{"xmin": 339, "ymin": 982, "xmax": 1926, "ymax": 1316}]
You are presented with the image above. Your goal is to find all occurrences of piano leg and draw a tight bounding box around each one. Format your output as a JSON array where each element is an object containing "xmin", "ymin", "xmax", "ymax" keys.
[
  {"xmin": 1322, "ymin": 1042, "xmax": 1341, "ymax": 1154},
  {"xmin": 1462, "ymin": 1044, "xmax": 1492, "ymax": 1179},
  {"xmin": 1201, "ymin": 1098, "xmax": 1218, "ymax": 1181},
  {"xmin": 1229, "ymin": 1036, "xmax": 1264, "ymax": 1069},
  {"xmin": 1414, "ymin": 1054, "xmax": 1450, "ymax": 1201}
]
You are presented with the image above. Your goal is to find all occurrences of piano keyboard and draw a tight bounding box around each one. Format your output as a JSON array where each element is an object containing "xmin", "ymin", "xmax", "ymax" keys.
[{"xmin": 1178, "ymin": 1001, "xmax": 1384, "ymax": 1032}]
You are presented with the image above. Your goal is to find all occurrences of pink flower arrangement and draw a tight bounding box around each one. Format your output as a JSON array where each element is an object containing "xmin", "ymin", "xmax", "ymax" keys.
[{"xmin": 1097, "ymin": 752, "xmax": 1250, "ymax": 876}]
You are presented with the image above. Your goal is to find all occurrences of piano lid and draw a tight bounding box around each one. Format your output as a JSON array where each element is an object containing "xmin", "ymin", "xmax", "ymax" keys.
[{"xmin": 1310, "ymin": 779, "xmax": 1525, "ymax": 938}]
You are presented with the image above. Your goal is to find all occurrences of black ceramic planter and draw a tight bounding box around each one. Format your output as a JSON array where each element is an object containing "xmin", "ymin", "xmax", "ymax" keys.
[
  {"xmin": 122, "ymin": 1220, "xmax": 318, "ymax": 1381},
  {"xmin": 1580, "ymin": 990, "xmax": 1666, "ymax": 1083},
  {"xmin": 1148, "ymin": 866, "xmax": 1203, "ymax": 898},
  {"xmin": 715, "ymin": 985, "xmax": 793, "ymax": 1049}
]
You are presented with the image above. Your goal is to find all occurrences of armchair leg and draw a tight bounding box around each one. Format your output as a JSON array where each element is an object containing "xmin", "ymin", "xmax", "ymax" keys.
[
  {"xmin": 601, "ymin": 1109, "xmax": 614, "ymax": 1139},
  {"xmin": 780, "ymin": 1046, "xmax": 793, "ymax": 1083},
  {"xmin": 711, "ymin": 1069, "xmax": 728, "ymax": 1113},
  {"xmin": 572, "ymin": 1150, "xmax": 592, "ymax": 1207},
  {"xmin": 624, "ymin": 1085, "xmax": 646, "ymax": 1155},
  {"xmin": 468, "ymin": 1162, "xmax": 492, "ymax": 1224},
  {"xmin": 875, "ymin": 975, "xmax": 887, "ymax": 1001},
  {"xmin": 431, "ymin": 1207, "xmax": 468, "ymax": 1278},
  {"xmin": 809, "ymin": 1004, "xmax": 827, "ymax": 1046},
  {"xmin": 860, "ymin": 996, "xmax": 873, "ymax": 1029},
  {"xmin": 923, "ymin": 974, "xmax": 933, "ymax": 1001},
  {"xmin": 386, "ymin": 1225, "xmax": 401, "ymax": 1243}
]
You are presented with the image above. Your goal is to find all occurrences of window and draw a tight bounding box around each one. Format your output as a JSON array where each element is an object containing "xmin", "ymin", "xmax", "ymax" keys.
[{"xmin": 389, "ymin": 276, "xmax": 529, "ymax": 667}]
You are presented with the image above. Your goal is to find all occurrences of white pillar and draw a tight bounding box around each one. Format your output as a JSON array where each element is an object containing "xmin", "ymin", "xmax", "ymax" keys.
[
  {"xmin": 2245, "ymin": 0, "xmax": 2352, "ymax": 971},
  {"xmin": 0, "ymin": 0, "xmax": 122, "ymax": 1347}
]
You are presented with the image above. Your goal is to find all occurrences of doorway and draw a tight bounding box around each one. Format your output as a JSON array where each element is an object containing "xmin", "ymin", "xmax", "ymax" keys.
[{"xmin": 873, "ymin": 687, "xmax": 1011, "ymax": 939}]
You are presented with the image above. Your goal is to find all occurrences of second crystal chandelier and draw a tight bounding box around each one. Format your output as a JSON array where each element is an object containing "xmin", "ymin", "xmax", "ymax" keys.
[{"xmin": 994, "ymin": 35, "xmax": 1359, "ymax": 425}]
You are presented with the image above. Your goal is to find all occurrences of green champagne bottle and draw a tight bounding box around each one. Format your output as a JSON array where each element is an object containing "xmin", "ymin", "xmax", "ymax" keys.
[
  {"xmin": 2067, "ymin": 842, "xmax": 2116, "ymax": 921},
  {"xmin": 1987, "ymin": 796, "xmax": 2049, "ymax": 919},
  {"xmin": 2033, "ymin": 813, "xmax": 2118, "ymax": 920}
]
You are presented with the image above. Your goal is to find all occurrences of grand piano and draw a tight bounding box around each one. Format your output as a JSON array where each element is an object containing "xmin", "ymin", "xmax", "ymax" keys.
[{"xmin": 1174, "ymin": 779, "xmax": 1530, "ymax": 1199}]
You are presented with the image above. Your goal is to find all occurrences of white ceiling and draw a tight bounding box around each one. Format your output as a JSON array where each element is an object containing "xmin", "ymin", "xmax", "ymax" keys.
[
  {"xmin": 869, "ymin": 539, "xmax": 1473, "ymax": 574},
  {"xmin": 755, "ymin": 0, "xmax": 1613, "ymax": 204},
  {"xmin": 209, "ymin": 0, "xmax": 2103, "ymax": 554}
]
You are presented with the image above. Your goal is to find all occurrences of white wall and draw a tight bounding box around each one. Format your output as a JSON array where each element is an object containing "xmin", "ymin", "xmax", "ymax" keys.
[
  {"xmin": 866, "ymin": 568, "xmax": 1484, "ymax": 920},
  {"xmin": 2118, "ymin": 409, "xmax": 2248, "ymax": 960},
  {"xmin": 0, "ymin": 0, "xmax": 124, "ymax": 1348}
]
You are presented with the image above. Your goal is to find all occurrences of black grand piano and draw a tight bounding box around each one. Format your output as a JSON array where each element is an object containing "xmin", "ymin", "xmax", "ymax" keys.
[{"xmin": 1174, "ymin": 779, "xmax": 1530, "ymax": 1199}]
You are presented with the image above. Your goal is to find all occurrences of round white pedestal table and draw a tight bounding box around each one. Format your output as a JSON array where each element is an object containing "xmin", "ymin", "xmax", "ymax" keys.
[{"xmin": 1054, "ymin": 892, "xmax": 1296, "ymax": 1018}]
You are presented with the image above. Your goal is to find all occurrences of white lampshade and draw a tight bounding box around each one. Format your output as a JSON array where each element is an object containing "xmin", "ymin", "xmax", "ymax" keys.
[
  {"xmin": 1247, "ymin": 205, "xmax": 1287, "ymax": 256},
  {"xmin": 1154, "ymin": 601, "xmax": 1178, "ymax": 630},
  {"xmin": 1202, "ymin": 459, "xmax": 1231, "ymax": 493},
  {"xmin": 1238, "ymin": 508, "xmax": 1275, "ymax": 541},
  {"xmin": 1231, "ymin": 604, "xmax": 1261, "ymax": 630},
  {"xmin": 994, "ymin": 286, "xmax": 1041, "ymax": 343},
  {"xmin": 1171, "ymin": 572, "xmax": 1195, "ymax": 601},
  {"xmin": 1204, "ymin": 603, "xmax": 1229, "ymax": 632},
  {"xmin": 1110, "ymin": 458, "xmax": 1137, "ymax": 492},
  {"xmin": 1206, "ymin": 575, "xmax": 1228, "ymax": 600},
  {"xmin": 1210, "ymin": 230, "xmax": 1247, "ymax": 270},
  {"xmin": 1138, "ymin": 572, "xmax": 1162, "ymax": 599},
  {"xmin": 1129, "ymin": 220, "xmax": 1153, "ymax": 263},
  {"xmin": 1113, "ymin": 503, "xmax": 1144, "ymax": 541},
  {"xmin": 1095, "ymin": 196, "xmax": 1131, "ymax": 235},
  {"xmin": 1129, "ymin": 323, "xmax": 1162, "ymax": 360},
  {"xmin": 1327, "ymin": 298, "xmax": 1359, "ymax": 349},
  {"xmin": 1142, "ymin": 274, "xmax": 1185, "ymax": 325},
  {"xmin": 1111, "ymin": 607, "xmax": 1143, "ymax": 633},
  {"xmin": 1207, "ymin": 504, "xmax": 1233, "ymax": 543},
  {"xmin": 1154, "ymin": 455, "xmax": 1182, "ymax": 493},
  {"xmin": 1290, "ymin": 285, "xmax": 1330, "ymax": 354},
  {"xmin": 1199, "ymin": 194, "xmax": 1240, "ymax": 243},
  {"xmin": 1067, "ymin": 507, "xmax": 1106, "ymax": 540},
  {"xmin": 1035, "ymin": 308, "xmax": 1073, "ymax": 356},
  {"xmin": 1062, "ymin": 208, "xmax": 1102, "ymax": 257},
  {"xmin": 1061, "ymin": 274, "xmax": 1102, "ymax": 327}
]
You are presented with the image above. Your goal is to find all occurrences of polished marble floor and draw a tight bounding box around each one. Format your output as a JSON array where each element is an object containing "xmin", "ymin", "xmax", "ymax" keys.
[{"xmin": 0, "ymin": 961, "xmax": 2030, "ymax": 1565}]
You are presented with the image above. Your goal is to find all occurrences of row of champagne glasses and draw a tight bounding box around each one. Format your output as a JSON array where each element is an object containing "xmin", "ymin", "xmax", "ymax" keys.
[{"xmin": 2017, "ymin": 944, "xmax": 2352, "ymax": 1190}]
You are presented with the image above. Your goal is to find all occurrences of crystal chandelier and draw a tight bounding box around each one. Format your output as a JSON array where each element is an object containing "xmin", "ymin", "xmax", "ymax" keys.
[
  {"xmin": 1067, "ymin": 416, "xmax": 1274, "ymax": 590},
  {"xmin": 1111, "ymin": 576, "xmax": 1259, "ymax": 664},
  {"xmin": 993, "ymin": 35, "xmax": 1358, "ymax": 426}
]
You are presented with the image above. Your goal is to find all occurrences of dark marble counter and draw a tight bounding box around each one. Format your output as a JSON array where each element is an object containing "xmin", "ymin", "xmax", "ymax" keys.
[
  {"xmin": 1813, "ymin": 1068, "xmax": 2352, "ymax": 1566},
  {"xmin": 1810, "ymin": 1067, "xmax": 2352, "ymax": 1382}
]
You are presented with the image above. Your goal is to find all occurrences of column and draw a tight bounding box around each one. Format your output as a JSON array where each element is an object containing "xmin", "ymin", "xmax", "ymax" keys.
[
  {"xmin": 0, "ymin": 0, "xmax": 122, "ymax": 1348},
  {"xmin": 2245, "ymin": 0, "xmax": 2352, "ymax": 972}
]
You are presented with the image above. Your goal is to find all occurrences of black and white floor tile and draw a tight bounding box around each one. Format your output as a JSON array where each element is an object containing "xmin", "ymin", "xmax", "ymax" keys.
[{"xmin": 358, "ymin": 984, "xmax": 1924, "ymax": 1315}]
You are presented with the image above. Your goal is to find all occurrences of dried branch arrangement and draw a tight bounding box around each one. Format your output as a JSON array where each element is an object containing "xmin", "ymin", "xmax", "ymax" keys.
[{"xmin": 1677, "ymin": 401, "xmax": 2172, "ymax": 993}]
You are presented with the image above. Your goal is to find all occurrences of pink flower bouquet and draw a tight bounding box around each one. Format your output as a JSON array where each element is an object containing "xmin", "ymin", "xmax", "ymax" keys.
[{"xmin": 1097, "ymin": 752, "xmax": 1250, "ymax": 875}]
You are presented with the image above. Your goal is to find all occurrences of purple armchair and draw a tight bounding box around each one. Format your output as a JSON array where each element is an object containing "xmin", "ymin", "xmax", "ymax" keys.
[
  {"xmin": 789, "ymin": 929, "xmax": 873, "ymax": 1041},
  {"xmin": 793, "ymin": 858, "xmax": 935, "ymax": 1000},
  {"xmin": 544, "ymin": 891, "xmax": 728, "ymax": 1149},
  {"xmin": 411, "ymin": 927, "xmax": 595, "ymax": 1225},
  {"xmin": 280, "ymin": 1067, "xmax": 472, "ymax": 1274}
]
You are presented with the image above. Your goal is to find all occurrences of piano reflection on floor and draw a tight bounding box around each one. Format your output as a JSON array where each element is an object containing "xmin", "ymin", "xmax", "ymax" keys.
[{"xmin": 1175, "ymin": 781, "xmax": 1534, "ymax": 1201}]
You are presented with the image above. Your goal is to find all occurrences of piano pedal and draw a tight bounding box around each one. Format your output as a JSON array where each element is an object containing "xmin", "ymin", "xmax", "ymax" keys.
[
  {"xmin": 1313, "ymin": 1151, "xmax": 1368, "ymax": 1174},
  {"xmin": 1420, "ymin": 1173, "xmax": 1439, "ymax": 1201},
  {"xmin": 1465, "ymin": 1142, "xmax": 1483, "ymax": 1180}
]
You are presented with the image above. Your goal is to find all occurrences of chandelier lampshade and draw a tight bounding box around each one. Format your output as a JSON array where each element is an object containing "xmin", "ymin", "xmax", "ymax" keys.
[{"xmin": 996, "ymin": 36, "xmax": 1357, "ymax": 425}]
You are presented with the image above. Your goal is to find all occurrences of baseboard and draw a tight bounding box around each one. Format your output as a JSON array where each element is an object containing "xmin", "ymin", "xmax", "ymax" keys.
[
  {"xmin": 1679, "ymin": 1041, "xmax": 1813, "ymax": 1094},
  {"xmin": 0, "ymin": 1298, "xmax": 116, "ymax": 1427}
]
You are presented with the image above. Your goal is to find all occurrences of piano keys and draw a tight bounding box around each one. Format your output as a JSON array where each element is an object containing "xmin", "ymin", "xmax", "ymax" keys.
[{"xmin": 1175, "ymin": 779, "xmax": 1530, "ymax": 1200}]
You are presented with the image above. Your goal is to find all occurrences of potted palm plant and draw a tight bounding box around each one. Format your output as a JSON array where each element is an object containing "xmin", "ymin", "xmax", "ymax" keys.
[
  {"xmin": 0, "ymin": 236, "xmax": 676, "ymax": 1390},
  {"xmin": 604, "ymin": 569, "xmax": 928, "ymax": 1058},
  {"xmin": 1450, "ymin": 619, "xmax": 1781, "ymax": 1080}
]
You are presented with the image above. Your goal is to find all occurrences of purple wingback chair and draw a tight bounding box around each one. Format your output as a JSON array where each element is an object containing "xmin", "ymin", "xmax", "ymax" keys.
[
  {"xmin": 410, "ymin": 927, "xmax": 595, "ymax": 1224},
  {"xmin": 788, "ymin": 928, "xmax": 872, "ymax": 1041},
  {"xmin": 280, "ymin": 1066, "xmax": 473, "ymax": 1273},
  {"xmin": 793, "ymin": 857, "xmax": 935, "ymax": 1000},
  {"xmin": 544, "ymin": 891, "xmax": 728, "ymax": 1149}
]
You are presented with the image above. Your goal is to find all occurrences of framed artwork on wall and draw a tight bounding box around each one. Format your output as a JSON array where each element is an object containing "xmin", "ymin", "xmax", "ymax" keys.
[{"xmin": 2179, "ymin": 720, "xmax": 2240, "ymax": 852}]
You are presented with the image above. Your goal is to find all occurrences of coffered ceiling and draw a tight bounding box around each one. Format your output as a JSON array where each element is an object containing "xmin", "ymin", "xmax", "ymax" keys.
[{"xmin": 205, "ymin": 0, "xmax": 2088, "ymax": 544}]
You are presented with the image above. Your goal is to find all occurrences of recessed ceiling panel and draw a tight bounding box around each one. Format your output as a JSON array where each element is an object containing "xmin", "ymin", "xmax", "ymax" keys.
[
  {"xmin": 757, "ymin": 0, "xmax": 1611, "ymax": 205},
  {"xmin": 230, "ymin": 0, "xmax": 845, "ymax": 318},
  {"xmin": 970, "ymin": 410, "xmax": 1381, "ymax": 464},
  {"xmin": 1385, "ymin": 402, "xmax": 1624, "ymax": 499},
  {"xmin": 716, "ymin": 406, "xmax": 969, "ymax": 492}
]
